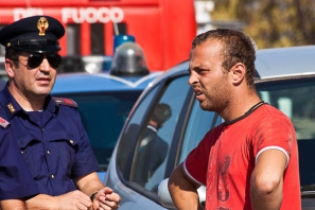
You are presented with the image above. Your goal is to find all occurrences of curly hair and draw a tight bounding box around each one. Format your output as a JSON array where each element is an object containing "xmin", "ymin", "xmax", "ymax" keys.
[{"xmin": 191, "ymin": 29, "xmax": 256, "ymax": 86}]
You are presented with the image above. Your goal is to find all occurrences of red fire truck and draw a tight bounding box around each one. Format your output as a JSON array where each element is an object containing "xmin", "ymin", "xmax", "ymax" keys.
[{"xmin": 0, "ymin": 0, "xmax": 197, "ymax": 71}]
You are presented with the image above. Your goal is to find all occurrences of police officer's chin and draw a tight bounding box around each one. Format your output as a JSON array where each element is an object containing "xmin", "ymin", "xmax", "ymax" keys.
[{"xmin": 34, "ymin": 85, "xmax": 53, "ymax": 97}]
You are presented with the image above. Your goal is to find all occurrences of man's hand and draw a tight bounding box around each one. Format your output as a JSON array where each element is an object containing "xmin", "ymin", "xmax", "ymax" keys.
[
  {"xmin": 91, "ymin": 187, "xmax": 121, "ymax": 210},
  {"xmin": 55, "ymin": 190, "xmax": 92, "ymax": 210}
]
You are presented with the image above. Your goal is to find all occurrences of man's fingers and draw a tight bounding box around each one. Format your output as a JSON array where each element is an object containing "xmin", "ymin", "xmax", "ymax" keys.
[
  {"xmin": 103, "ymin": 187, "xmax": 114, "ymax": 194},
  {"xmin": 99, "ymin": 202, "xmax": 119, "ymax": 210},
  {"xmin": 105, "ymin": 192, "xmax": 121, "ymax": 203},
  {"xmin": 101, "ymin": 197, "xmax": 120, "ymax": 209},
  {"xmin": 76, "ymin": 202, "xmax": 89, "ymax": 210}
]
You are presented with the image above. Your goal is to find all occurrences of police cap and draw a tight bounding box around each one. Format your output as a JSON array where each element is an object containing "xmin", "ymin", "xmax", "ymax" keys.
[{"xmin": 0, "ymin": 15, "xmax": 65, "ymax": 53}]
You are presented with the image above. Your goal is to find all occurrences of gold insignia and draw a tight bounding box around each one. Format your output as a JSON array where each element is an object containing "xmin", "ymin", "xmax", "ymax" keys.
[
  {"xmin": 37, "ymin": 17, "xmax": 49, "ymax": 36},
  {"xmin": 7, "ymin": 103, "xmax": 15, "ymax": 114},
  {"xmin": 7, "ymin": 42, "xmax": 11, "ymax": 47}
]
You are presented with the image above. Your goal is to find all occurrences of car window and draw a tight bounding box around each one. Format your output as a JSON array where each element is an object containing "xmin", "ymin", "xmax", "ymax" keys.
[
  {"xmin": 129, "ymin": 76, "xmax": 191, "ymax": 193},
  {"xmin": 53, "ymin": 91, "xmax": 141, "ymax": 171},
  {"xmin": 117, "ymin": 85, "xmax": 160, "ymax": 178},
  {"xmin": 256, "ymin": 77, "xmax": 315, "ymax": 187},
  {"xmin": 256, "ymin": 79, "xmax": 315, "ymax": 140},
  {"xmin": 179, "ymin": 99, "xmax": 220, "ymax": 164}
]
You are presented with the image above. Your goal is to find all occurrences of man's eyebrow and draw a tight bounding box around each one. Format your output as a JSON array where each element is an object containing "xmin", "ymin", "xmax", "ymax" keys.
[{"xmin": 190, "ymin": 66, "xmax": 205, "ymax": 71}]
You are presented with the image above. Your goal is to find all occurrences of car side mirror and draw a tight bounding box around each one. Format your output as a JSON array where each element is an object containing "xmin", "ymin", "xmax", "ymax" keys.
[{"xmin": 157, "ymin": 178, "xmax": 206, "ymax": 209}]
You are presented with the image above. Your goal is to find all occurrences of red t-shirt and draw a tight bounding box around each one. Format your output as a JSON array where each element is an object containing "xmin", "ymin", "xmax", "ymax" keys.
[{"xmin": 184, "ymin": 104, "xmax": 301, "ymax": 210}]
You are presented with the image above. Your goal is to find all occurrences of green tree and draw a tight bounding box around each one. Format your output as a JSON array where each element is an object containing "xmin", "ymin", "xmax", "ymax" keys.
[{"xmin": 210, "ymin": 0, "xmax": 315, "ymax": 49}]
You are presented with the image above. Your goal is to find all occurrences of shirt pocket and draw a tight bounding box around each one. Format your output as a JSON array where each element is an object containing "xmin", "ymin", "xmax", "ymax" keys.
[
  {"xmin": 16, "ymin": 136, "xmax": 43, "ymax": 180},
  {"xmin": 48, "ymin": 132, "xmax": 80, "ymax": 176}
]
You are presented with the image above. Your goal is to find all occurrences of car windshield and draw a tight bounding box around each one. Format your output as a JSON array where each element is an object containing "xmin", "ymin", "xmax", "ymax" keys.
[
  {"xmin": 255, "ymin": 77, "xmax": 315, "ymax": 190},
  {"xmin": 52, "ymin": 91, "xmax": 142, "ymax": 171}
]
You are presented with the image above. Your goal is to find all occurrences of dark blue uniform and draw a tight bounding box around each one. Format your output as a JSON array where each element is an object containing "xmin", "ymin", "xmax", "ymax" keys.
[
  {"xmin": 0, "ymin": 117, "xmax": 39, "ymax": 200},
  {"xmin": 0, "ymin": 86, "xmax": 99, "ymax": 195}
]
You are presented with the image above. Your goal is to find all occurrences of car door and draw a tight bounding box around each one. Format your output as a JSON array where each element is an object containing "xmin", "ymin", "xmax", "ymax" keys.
[{"xmin": 106, "ymin": 73, "xmax": 192, "ymax": 209}]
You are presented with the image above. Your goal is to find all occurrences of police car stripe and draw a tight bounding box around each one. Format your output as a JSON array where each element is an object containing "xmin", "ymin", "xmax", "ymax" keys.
[{"xmin": 94, "ymin": 72, "xmax": 162, "ymax": 88}]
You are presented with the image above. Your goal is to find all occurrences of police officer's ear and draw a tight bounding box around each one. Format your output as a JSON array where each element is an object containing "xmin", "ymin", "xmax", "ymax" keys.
[
  {"xmin": 4, "ymin": 58, "xmax": 17, "ymax": 78},
  {"xmin": 230, "ymin": 62, "xmax": 246, "ymax": 86}
]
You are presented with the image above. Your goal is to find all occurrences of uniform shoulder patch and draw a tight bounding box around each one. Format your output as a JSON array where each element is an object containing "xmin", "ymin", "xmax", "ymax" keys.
[
  {"xmin": 0, "ymin": 117, "xmax": 10, "ymax": 128},
  {"xmin": 53, "ymin": 97, "xmax": 78, "ymax": 108}
]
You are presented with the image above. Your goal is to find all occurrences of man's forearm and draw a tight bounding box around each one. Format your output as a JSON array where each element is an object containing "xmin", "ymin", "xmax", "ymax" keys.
[
  {"xmin": 1, "ymin": 199, "xmax": 27, "ymax": 210},
  {"xmin": 74, "ymin": 173, "xmax": 105, "ymax": 197},
  {"xmin": 26, "ymin": 194, "xmax": 56, "ymax": 210},
  {"xmin": 168, "ymin": 165, "xmax": 201, "ymax": 210},
  {"xmin": 250, "ymin": 178, "xmax": 283, "ymax": 210}
]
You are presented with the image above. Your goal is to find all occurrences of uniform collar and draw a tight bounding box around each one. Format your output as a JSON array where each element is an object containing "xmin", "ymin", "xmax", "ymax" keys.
[
  {"xmin": 0, "ymin": 85, "xmax": 58, "ymax": 119},
  {"xmin": 1, "ymin": 86, "xmax": 23, "ymax": 120},
  {"xmin": 46, "ymin": 95, "xmax": 59, "ymax": 114}
]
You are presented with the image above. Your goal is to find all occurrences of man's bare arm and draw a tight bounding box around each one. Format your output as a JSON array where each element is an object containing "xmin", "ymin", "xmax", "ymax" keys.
[
  {"xmin": 168, "ymin": 163, "xmax": 202, "ymax": 210},
  {"xmin": 74, "ymin": 172, "xmax": 104, "ymax": 197},
  {"xmin": 250, "ymin": 149, "xmax": 287, "ymax": 210},
  {"xmin": 25, "ymin": 172, "xmax": 120, "ymax": 210},
  {"xmin": 25, "ymin": 192, "xmax": 91, "ymax": 210},
  {"xmin": 0, "ymin": 199, "xmax": 26, "ymax": 210}
]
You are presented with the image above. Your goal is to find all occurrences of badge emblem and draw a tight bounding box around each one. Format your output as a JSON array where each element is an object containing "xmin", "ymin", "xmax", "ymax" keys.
[
  {"xmin": 7, "ymin": 103, "xmax": 15, "ymax": 114},
  {"xmin": 37, "ymin": 17, "xmax": 49, "ymax": 36}
]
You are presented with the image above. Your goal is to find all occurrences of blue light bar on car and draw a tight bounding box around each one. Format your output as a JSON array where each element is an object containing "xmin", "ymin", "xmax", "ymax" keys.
[{"xmin": 113, "ymin": 35, "xmax": 135, "ymax": 53}]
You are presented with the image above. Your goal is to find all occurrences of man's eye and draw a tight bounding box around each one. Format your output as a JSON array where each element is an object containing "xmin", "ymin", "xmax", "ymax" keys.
[{"xmin": 197, "ymin": 69, "xmax": 208, "ymax": 74}]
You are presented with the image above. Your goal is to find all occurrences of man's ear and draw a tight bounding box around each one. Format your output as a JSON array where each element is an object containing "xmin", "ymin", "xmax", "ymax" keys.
[
  {"xmin": 230, "ymin": 62, "xmax": 246, "ymax": 85},
  {"xmin": 4, "ymin": 58, "xmax": 16, "ymax": 78}
]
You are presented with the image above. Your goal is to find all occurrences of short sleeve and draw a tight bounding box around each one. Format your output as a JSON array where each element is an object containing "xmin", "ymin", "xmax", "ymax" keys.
[
  {"xmin": 71, "ymin": 111, "xmax": 99, "ymax": 178},
  {"xmin": 252, "ymin": 108, "xmax": 295, "ymax": 164}
]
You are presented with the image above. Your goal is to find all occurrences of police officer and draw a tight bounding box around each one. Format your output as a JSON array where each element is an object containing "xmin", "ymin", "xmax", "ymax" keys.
[
  {"xmin": 0, "ymin": 16, "xmax": 121, "ymax": 210},
  {"xmin": 0, "ymin": 123, "xmax": 38, "ymax": 210}
]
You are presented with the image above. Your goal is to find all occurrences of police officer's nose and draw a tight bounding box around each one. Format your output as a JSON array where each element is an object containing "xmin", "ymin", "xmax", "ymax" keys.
[{"xmin": 38, "ymin": 58, "xmax": 51, "ymax": 72}]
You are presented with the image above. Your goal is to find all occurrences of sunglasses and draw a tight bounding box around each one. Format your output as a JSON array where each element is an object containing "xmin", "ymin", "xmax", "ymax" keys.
[{"xmin": 26, "ymin": 53, "xmax": 62, "ymax": 69}]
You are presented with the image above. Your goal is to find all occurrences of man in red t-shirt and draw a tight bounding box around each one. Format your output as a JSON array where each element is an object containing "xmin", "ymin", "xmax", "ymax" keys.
[{"xmin": 168, "ymin": 29, "xmax": 301, "ymax": 210}]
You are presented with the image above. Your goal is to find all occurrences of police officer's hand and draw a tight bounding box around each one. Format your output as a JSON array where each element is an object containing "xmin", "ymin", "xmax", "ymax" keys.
[
  {"xmin": 56, "ymin": 190, "xmax": 92, "ymax": 210},
  {"xmin": 91, "ymin": 187, "xmax": 121, "ymax": 210}
]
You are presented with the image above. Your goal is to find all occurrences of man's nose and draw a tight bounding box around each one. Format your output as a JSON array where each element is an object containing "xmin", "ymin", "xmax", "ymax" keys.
[
  {"xmin": 38, "ymin": 58, "xmax": 51, "ymax": 72},
  {"xmin": 188, "ymin": 71, "xmax": 198, "ymax": 86}
]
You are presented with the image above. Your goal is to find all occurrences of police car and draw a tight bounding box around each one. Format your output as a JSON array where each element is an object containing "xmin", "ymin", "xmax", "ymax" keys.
[{"xmin": 51, "ymin": 42, "xmax": 162, "ymax": 180}]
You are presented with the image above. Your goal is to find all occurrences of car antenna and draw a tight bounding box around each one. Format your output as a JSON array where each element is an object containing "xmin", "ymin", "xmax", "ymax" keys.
[{"xmin": 113, "ymin": 21, "xmax": 119, "ymax": 35}]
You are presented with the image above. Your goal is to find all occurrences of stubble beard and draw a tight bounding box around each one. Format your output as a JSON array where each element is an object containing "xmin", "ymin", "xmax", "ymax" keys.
[
  {"xmin": 199, "ymin": 91, "xmax": 217, "ymax": 112},
  {"xmin": 199, "ymin": 84, "xmax": 230, "ymax": 113}
]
